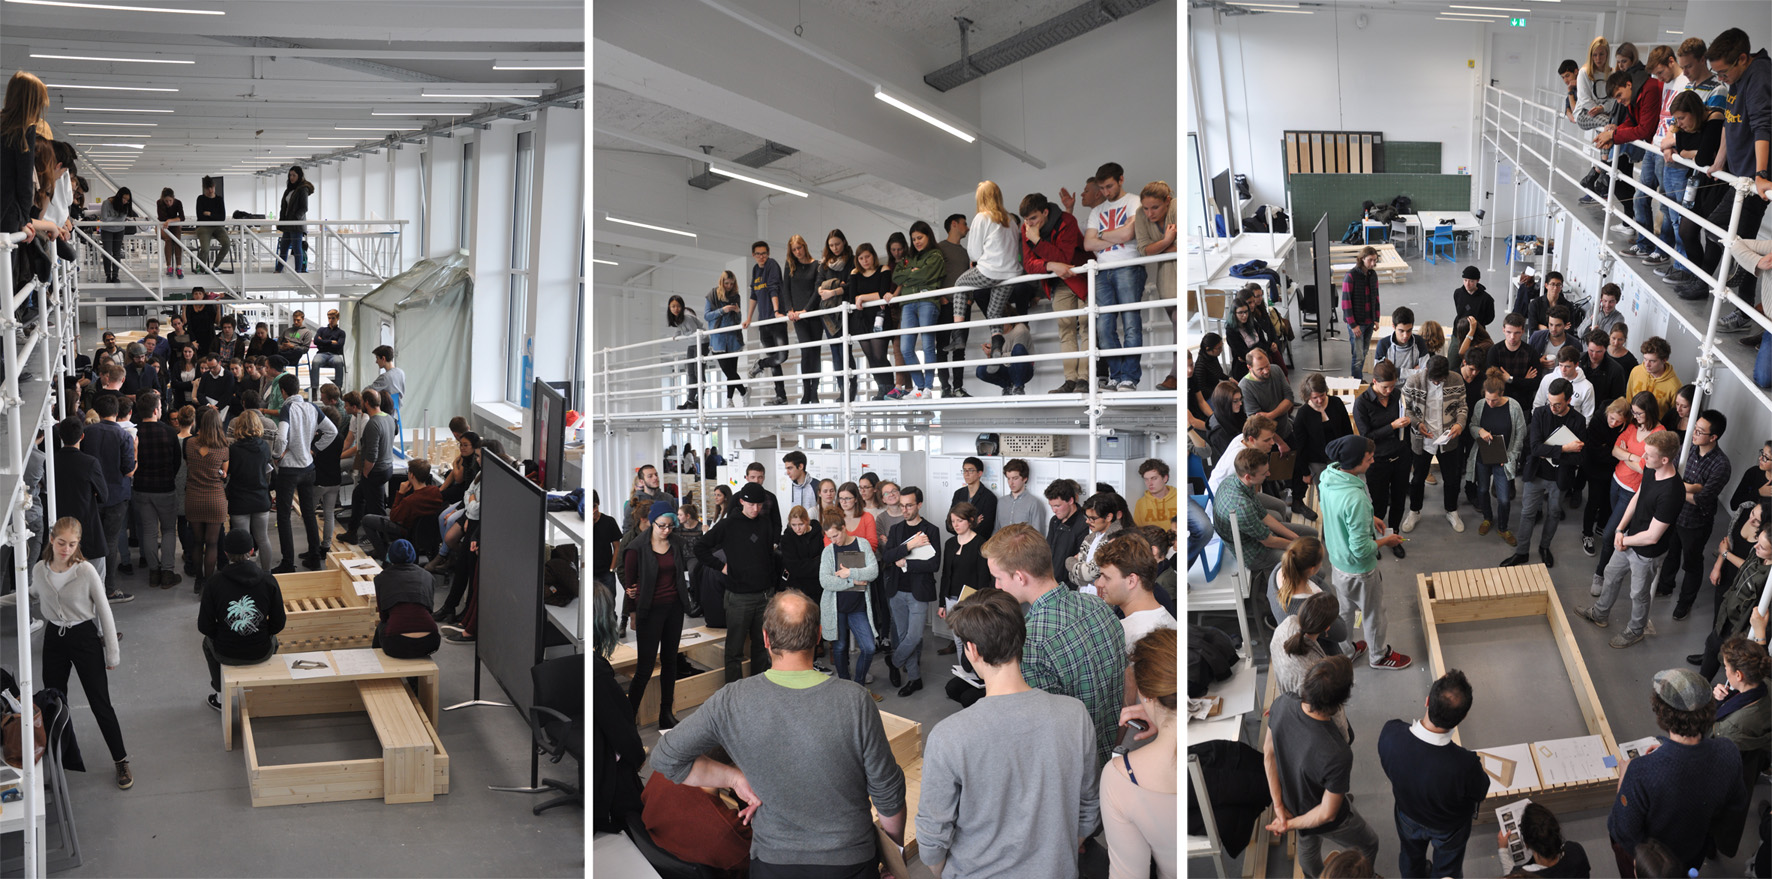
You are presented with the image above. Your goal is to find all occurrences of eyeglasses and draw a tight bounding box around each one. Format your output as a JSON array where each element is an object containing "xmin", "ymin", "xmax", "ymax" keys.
[
  {"xmin": 654, "ymin": 522, "xmax": 673, "ymax": 530},
  {"xmin": 962, "ymin": 467, "xmax": 981, "ymax": 474}
]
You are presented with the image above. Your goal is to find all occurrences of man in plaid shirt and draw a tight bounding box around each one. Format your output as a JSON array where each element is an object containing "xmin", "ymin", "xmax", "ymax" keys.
[
  {"xmin": 1661, "ymin": 409, "xmax": 1732, "ymax": 620},
  {"xmin": 983, "ymin": 523, "xmax": 1128, "ymax": 768},
  {"xmin": 1213, "ymin": 449, "xmax": 1300, "ymax": 581}
]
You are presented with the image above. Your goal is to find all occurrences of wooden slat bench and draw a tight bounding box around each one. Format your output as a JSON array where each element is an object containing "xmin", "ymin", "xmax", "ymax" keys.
[{"xmin": 241, "ymin": 676, "xmax": 449, "ymax": 807}]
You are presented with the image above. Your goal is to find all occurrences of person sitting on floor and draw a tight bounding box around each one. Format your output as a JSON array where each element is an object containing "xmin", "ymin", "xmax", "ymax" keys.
[
  {"xmin": 196, "ymin": 529, "xmax": 287, "ymax": 711},
  {"xmin": 371, "ymin": 539, "xmax": 440, "ymax": 658}
]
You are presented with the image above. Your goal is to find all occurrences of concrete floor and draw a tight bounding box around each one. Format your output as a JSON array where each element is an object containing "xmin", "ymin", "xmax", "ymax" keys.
[
  {"xmin": 1190, "ymin": 246, "xmax": 1771, "ymax": 878},
  {"xmin": 1, "ymin": 323, "xmax": 584, "ymax": 878}
]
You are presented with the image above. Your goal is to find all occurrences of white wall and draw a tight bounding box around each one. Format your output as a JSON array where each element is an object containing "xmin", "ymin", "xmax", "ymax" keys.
[{"xmin": 1191, "ymin": 6, "xmax": 1485, "ymax": 211}]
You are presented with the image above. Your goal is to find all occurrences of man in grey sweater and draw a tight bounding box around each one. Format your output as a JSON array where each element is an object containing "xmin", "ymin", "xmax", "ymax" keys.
[
  {"xmin": 652, "ymin": 590, "xmax": 907, "ymax": 877},
  {"xmin": 917, "ymin": 589, "xmax": 1099, "ymax": 879}
]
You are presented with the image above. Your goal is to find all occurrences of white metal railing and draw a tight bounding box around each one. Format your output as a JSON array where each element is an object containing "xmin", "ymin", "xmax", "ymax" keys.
[
  {"xmin": 592, "ymin": 249, "xmax": 1181, "ymax": 505},
  {"xmin": 0, "ymin": 224, "xmax": 85, "ymax": 878},
  {"xmin": 1480, "ymin": 83, "xmax": 1772, "ymax": 471},
  {"xmin": 68, "ymin": 218, "xmax": 406, "ymax": 306}
]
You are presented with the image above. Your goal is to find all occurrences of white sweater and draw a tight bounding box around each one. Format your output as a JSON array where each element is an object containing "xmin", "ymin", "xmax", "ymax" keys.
[
  {"xmin": 32, "ymin": 560, "xmax": 120, "ymax": 668},
  {"xmin": 967, "ymin": 213, "xmax": 1022, "ymax": 280}
]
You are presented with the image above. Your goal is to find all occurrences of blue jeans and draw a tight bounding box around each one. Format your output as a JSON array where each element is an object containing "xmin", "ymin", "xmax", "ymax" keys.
[
  {"xmin": 974, "ymin": 343, "xmax": 1032, "ymax": 390},
  {"xmin": 899, "ymin": 301, "xmax": 939, "ymax": 390},
  {"xmin": 1475, "ymin": 461, "xmax": 1513, "ymax": 531},
  {"xmin": 1660, "ymin": 160, "xmax": 1690, "ymax": 256},
  {"xmin": 1187, "ymin": 498, "xmax": 1214, "ymax": 569},
  {"xmin": 1348, "ymin": 323, "xmax": 1375, "ymax": 381},
  {"xmin": 834, "ymin": 609, "xmax": 875, "ymax": 682},
  {"xmin": 276, "ymin": 229, "xmax": 307, "ymax": 272},
  {"xmin": 1095, "ymin": 265, "xmax": 1147, "ymax": 385},
  {"xmin": 1395, "ymin": 809, "xmax": 1474, "ymax": 879},
  {"xmin": 310, "ymin": 352, "xmax": 345, "ymax": 394},
  {"xmin": 889, "ymin": 591, "xmax": 926, "ymax": 681},
  {"xmin": 1634, "ymin": 149, "xmax": 1663, "ymax": 251}
]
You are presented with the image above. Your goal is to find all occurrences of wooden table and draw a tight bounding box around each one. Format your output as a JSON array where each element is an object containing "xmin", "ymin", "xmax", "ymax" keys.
[
  {"xmin": 609, "ymin": 626, "xmax": 733, "ymax": 726},
  {"xmin": 220, "ymin": 649, "xmax": 440, "ymax": 751}
]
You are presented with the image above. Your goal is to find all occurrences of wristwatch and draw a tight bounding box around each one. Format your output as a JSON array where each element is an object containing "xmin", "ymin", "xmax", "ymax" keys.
[{"xmin": 1758, "ymin": 169, "xmax": 1772, "ymax": 181}]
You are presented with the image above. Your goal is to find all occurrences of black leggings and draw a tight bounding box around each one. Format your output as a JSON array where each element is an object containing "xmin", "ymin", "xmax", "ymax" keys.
[
  {"xmin": 715, "ymin": 355, "xmax": 742, "ymax": 397},
  {"xmin": 629, "ymin": 599, "xmax": 684, "ymax": 715},
  {"xmin": 859, "ymin": 335, "xmax": 892, "ymax": 395},
  {"xmin": 793, "ymin": 317, "xmax": 824, "ymax": 402},
  {"xmin": 194, "ymin": 521, "xmax": 223, "ymax": 581},
  {"xmin": 1410, "ymin": 446, "xmax": 1467, "ymax": 513},
  {"xmin": 44, "ymin": 620, "xmax": 127, "ymax": 762},
  {"xmin": 1367, "ymin": 452, "xmax": 1410, "ymax": 531},
  {"xmin": 1581, "ymin": 468, "xmax": 1614, "ymax": 538}
]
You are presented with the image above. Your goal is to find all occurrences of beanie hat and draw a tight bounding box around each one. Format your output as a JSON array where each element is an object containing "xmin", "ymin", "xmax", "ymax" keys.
[
  {"xmin": 224, "ymin": 529, "xmax": 255, "ymax": 556},
  {"xmin": 735, "ymin": 482, "xmax": 769, "ymax": 504},
  {"xmin": 1327, "ymin": 436, "xmax": 1368, "ymax": 470},
  {"xmin": 388, "ymin": 539, "xmax": 417, "ymax": 565},
  {"xmin": 1462, "ymin": 266, "xmax": 1481, "ymax": 280}
]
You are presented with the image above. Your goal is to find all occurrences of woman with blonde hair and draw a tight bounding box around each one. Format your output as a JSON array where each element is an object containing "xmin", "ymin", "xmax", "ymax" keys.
[
  {"xmin": 704, "ymin": 269, "xmax": 748, "ymax": 406},
  {"xmin": 1571, "ymin": 36, "xmax": 1615, "ymax": 130},
  {"xmin": 951, "ymin": 180, "xmax": 1028, "ymax": 329},
  {"xmin": 34, "ymin": 517, "xmax": 132, "ymax": 789},
  {"xmin": 1420, "ymin": 320, "xmax": 1447, "ymax": 357},
  {"xmin": 225, "ymin": 406, "xmax": 273, "ymax": 570},
  {"xmin": 782, "ymin": 233, "xmax": 826, "ymax": 404}
]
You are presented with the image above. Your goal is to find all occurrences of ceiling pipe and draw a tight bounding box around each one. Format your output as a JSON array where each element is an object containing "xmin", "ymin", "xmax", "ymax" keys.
[{"xmin": 922, "ymin": 0, "xmax": 1162, "ymax": 92}]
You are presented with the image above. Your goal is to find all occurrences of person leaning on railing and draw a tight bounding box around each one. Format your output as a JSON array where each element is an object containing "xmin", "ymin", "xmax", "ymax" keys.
[
  {"xmin": 1017, "ymin": 191, "xmax": 1091, "ymax": 393},
  {"xmin": 193, "ymin": 176, "xmax": 230, "ymax": 274}
]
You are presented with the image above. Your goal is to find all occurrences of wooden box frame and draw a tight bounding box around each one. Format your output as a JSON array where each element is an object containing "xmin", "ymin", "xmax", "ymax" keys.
[
  {"xmin": 1417, "ymin": 564, "xmax": 1622, "ymax": 822},
  {"xmin": 240, "ymin": 678, "xmax": 450, "ymax": 807},
  {"xmin": 872, "ymin": 710, "xmax": 925, "ymax": 878},
  {"xmin": 273, "ymin": 568, "xmax": 377, "ymax": 653}
]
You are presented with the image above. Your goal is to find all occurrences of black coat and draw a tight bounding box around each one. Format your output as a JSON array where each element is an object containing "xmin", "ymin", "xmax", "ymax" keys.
[
  {"xmin": 52, "ymin": 447, "xmax": 109, "ymax": 558},
  {"xmin": 778, "ymin": 525, "xmax": 825, "ymax": 596},
  {"xmin": 948, "ymin": 484, "xmax": 999, "ymax": 540},
  {"xmin": 1294, "ymin": 397, "xmax": 1354, "ymax": 467},
  {"xmin": 278, "ymin": 180, "xmax": 313, "ymax": 234},
  {"xmin": 1046, "ymin": 509, "xmax": 1088, "ymax": 589}
]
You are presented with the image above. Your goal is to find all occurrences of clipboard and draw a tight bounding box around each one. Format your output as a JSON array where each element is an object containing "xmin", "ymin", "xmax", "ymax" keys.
[
  {"xmin": 1544, "ymin": 425, "xmax": 1578, "ymax": 449},
  {"xmin": 1267, "ymin": 449, "xmax": 1297, "ymax": 481},
  {"xmin": 1479, "ymin": 434, "xmax": 1509, "ymax": 465}
]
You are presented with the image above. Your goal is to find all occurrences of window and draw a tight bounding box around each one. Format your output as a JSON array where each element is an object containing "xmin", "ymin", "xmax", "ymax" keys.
[
  {"xmin": 506, "ymin": 130, "xmax": 535, "ymax": 404},
  {"xmin": 458, "ymin": 141, "xmax": 475, "ymax": 251}
]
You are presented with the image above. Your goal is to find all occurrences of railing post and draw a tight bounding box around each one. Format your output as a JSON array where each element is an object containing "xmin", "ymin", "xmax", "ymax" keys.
[{"xmin": 1086, "ymin": 261, "xmax": 1100, "ymax": 490}]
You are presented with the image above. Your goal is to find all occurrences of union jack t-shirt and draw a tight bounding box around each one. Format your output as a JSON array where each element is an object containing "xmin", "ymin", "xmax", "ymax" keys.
[{"xmin": 1088, "ymin": 194, "xmax": 1141, "ymax": 265}]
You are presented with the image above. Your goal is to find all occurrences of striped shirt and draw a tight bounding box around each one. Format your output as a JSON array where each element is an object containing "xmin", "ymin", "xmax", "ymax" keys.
[
  {"xmin": 274, "ymin": 395, "xmax": 338, "ymax": 470},
  {"xmin": 1021, "ymin": 585, "xmax": 1130, "ymax": 769}
]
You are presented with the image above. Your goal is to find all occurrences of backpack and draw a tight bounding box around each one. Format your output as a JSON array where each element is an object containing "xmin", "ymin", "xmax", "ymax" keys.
[
  {"xmin": 1188, "ymin": 624, "xmax": 1240, "ymax": 698},
  {"xmin": 1370, "ymin": 205, "xmax": 1399, "ymax": 224},
  {"xmin": 1340, "ymin": 221, "xmax": 1363, "ymax": 244},
  {"xmin": 1391, "ymin": 195, "xmax": 1414, "ymax": 217}
]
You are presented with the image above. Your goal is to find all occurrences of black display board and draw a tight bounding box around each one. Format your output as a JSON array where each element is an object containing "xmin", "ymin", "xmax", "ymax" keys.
[
  {"xmin": 478, "ymin": 451, "xmax": 547, "ymax": 720},
  {"xmin": 532, "ymin": 378, "xmax": 567, "ymax": 491},
  {"xmin": 1313, "ymin": 213, "xmax": 1331, "ymax": 366},
  {"xmin": 1211, "ymin": 170, "xmax": 1239, "ymax": 237}
]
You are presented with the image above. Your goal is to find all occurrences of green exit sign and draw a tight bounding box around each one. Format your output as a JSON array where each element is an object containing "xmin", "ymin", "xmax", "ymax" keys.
[{"xmin": 1509, "ymin": 17, "xmax": 1528, "ymax": 26}]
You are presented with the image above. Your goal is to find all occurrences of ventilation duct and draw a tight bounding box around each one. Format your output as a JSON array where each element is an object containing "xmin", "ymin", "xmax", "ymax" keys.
[
  {"xmin": 687, "ymin": 140, "xmax": 799, "ymax": 190},
  {"xmin": 923, "ymin": 0, "xmax": 1163, "ymax": 92}
]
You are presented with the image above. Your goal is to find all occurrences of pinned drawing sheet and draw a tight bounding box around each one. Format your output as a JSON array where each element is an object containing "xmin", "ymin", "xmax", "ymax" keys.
[
  {"xmin": 332, "ymin": 648, "xmax": 385, "ymax": 676},
  {"xmin": 342, "ymin": 559, "xmax": 382, "ymax": 578},
  {"xmin": 1531, "ymin": 735, "xmax": 1615, "ymax": 785},
  {"xmin": 282, "ymin": 652, "xmax": 336, "ymax": 679},
  {"xmin": 352, "ymin": 578, "xmax": 377, "ymax": 597},
  {"xmin": 1476, "ymin": 743, "xmax": 1539, "ymax": 797}
]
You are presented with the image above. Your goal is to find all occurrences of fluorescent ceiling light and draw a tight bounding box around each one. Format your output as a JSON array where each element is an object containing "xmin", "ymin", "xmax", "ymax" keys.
[
  {"xmin": 31, "ymin": 52, "xmax": 194, "ymax": 64},
  {"xmin": 86, "ymin": 142, "xmax": 144, "ymax": 149},
  {"xmin": 709, "ymin": 167, "xmax": 808, "ymax": 197},
  {"xmin": 873, "ymin": 89, "xmax": 975, "ymax": 143},
  {"xmin": 1227, "ymin": 1, "xmax": 1299, "ymax": 6},
  {"xmin": 1443, "ymin": 11, "xmax": 1507, "ymax": 16},
  {"xmin": 63, "ymin": 121, "xmax": 157, "ymax": 126},
  {"xmin": 47, "ymin": 83, "xmax": 178, "ymax": 92},
  {"xmin": 335, "ymin": 126, "xmax": 418, "ymax": 131},
  {"xmin": 590, "ymin": 258, "xmax": 619, "ymax": 266},
  {"xmin": 1436, "ymin": 16, "xmax": 1486, "ymax": 20},
  {"xmin": 1244, "ymin": 8, "xmax": 1313, "ymax": 12},
  {"xmin": 420, "ymin": 91, "xmax": 543, "ymax": 99},
  {"xmin": 493, "ymin": 61, "xmax": 584, "ymax": 70},
  {"xmin": 371, "ymin": 110, "xmax": 474, "ymax": 116},
  {"xmin": 1666, "ymin": 30, "xmax": 1683, "ymax": 35},
  {"xmin": 1447, "ymin": 4, "xmax": 1528, "ymax": 10},
  {"xmin": 309, "ymin": 136, "xmax": 368, "ymax": 140},
  {"xmin": 64, "ymin": 106, "xmax": 173, "ymax": 113},
  {"xmin": 6, "ymin": 0, "xmax": 222, "ymax": 12},
  {"xmin": 605, "ymin": 216, "xmax": 697, "ymax": 238},
  {"xmin": 69, "ymin": 133, "xmax": 149, "ymax": 138}
]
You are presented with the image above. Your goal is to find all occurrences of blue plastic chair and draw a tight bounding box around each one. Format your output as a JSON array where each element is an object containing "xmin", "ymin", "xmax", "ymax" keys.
[{"xmin": 1425, "ymin": 223, "xmax": 1456, "ymax": 265}]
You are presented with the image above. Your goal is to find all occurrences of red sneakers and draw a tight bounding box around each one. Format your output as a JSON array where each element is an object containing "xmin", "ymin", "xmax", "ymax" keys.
[
  {"xmin": 1350, "ymin": 641, "xmax": 1369, "ymax": 662},
  {"xmin": 1371, "ymin": 647, "xmax": 1413, "ymax": 670}
]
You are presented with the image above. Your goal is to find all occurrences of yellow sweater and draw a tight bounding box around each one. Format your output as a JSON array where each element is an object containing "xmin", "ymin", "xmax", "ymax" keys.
[
  {"xmin": 1134, "ymin": 489, "xmax": 1179, "ymax": 529},
  {"xmin": 1626, "ymin": 364, "xmax": 1681, "ymax": 418}
]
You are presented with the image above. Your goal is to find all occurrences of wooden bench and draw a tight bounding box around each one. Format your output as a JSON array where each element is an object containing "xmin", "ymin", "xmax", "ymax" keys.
[
  {"xmin": 220, "ymin": 650, "xmax": 440, "ymax": 751},
  {"xmin": 241, "ymin": 676, "xmax": 449, "ymax": 807}
]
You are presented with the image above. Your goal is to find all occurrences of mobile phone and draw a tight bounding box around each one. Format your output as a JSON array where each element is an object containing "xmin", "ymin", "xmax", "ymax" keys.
[{"xmin": 1112, "ymin": 719, "xmax": 1151, "ymax": 757}]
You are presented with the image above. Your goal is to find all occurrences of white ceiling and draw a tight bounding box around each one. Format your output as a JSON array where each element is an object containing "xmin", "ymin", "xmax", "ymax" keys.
[
  {"xmin": 2, "ymin": 0, "xmax": 585, "ymax": 180},
  {"xmin": 1201, "ymin": 0, "xmax": 1685, "ymax": 19}
]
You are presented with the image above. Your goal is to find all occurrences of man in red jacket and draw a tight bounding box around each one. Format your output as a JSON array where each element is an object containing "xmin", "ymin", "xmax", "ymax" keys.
[
  {"xmin": 1595, "ymin": 67, "xmax": 1665, "ymax": 261},
  {"xmin": 1019, "ymin": 191, "xmax": 1091, "ymax": 393},
  {"xmin": 360, "ymin": 460, "xmax": 446, "ymax": 560}
]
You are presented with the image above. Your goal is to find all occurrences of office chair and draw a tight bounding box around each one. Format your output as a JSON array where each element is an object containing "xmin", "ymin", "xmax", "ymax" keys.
[
  {"xmin": 623, "ymin": 811, "xmax": 723, "ymax": 879},
  {"xmin": 527, "ymin": 654, "xmax": 584, "ymax": 815}
]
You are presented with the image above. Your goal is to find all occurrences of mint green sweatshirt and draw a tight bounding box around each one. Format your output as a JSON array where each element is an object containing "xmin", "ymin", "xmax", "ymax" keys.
[{"xmin": 1318, "ymin": 463, "xmax": 1376, "ymax": 575}]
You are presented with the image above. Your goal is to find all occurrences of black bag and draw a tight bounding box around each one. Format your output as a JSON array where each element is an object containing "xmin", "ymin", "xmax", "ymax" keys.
[
  {"xmin": 1188, "ymin": 624, "xmax": 1239, "ymax": 698},
  {"xmin": 1391, "ymin": 195, "xmax": 1414, "ymax": 216}
]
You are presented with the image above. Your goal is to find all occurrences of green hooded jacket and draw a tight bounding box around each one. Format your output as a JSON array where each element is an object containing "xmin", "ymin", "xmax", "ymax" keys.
[{"xmin": 1318, "ymin": 463, "xmax": 1376, "ymax": 575}]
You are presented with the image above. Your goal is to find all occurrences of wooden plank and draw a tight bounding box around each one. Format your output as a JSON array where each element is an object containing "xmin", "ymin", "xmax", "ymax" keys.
[
  {"xmin": 635, "ymin": 662, "xmax": 748, "ymax": 727},
  {"xmin": 1443, "ymin": 570, "xmax": 1465, "ymax": 601},
  {"xmin": 1286, "ymin": 133, "xmax": 1300, "ymax": 175},
  {"xmin": 1362, "ymin": 135, "xmax": 1374, "ymax": 172},
  {"xmin": 1417, "ymin": 573, "xmax": 1453, "ymax": 748},
  {"xmin": 244, "ymin": 679, "xmax": 366, "ymax": 718},
  {"xmin": 1311, "ymin": 134, "xmax": 1323, "ymax": 173},
  {"xmin": 879, "ymin": 710, "xmax": 924, "ymax": 769},
  {"xmin": 875, "ymin": 758, "xmax": 922, "ymax": 878},
  {"xmin": 1546, "ymin": 580, "xmax": 1622, "ymax": 758},
  {"xmin": 1336, "ymin": 134, "xmax": 1348, "ymax": 173},
  {"xmin": 359, "ymin": 679, "xmax": 434, "ymax": 804}
]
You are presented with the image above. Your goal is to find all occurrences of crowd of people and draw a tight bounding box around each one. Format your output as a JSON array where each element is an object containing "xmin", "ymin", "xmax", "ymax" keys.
[
  {"xmin": 683, "ymin": 162, "xmax": 1178, "ymax": 408},
  {"xmin": 590, "ymin": 452, "xmax": 1182, "ymax": 878},
  {"xmin": 1183, "ymin": 24, "xmax": 1772, "ymax": 879}
]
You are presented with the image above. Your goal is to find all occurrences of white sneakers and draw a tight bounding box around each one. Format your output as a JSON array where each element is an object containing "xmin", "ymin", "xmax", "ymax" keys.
[
  {"xmin": 1401, "ymin": 510, "xmax": 1421, "ymax": 533},
  {"xmin": 1446, "ymin": 511, "xmax": 1465, "ymax": 533}
]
